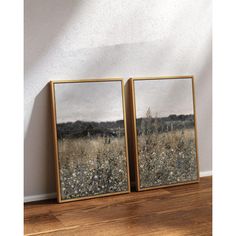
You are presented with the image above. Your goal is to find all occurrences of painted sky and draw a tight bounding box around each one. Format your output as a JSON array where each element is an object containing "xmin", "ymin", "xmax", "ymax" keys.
[
  {"xmin": 134, "ymin": 78, "xmax": 194, "ymax": 118},
  {"xmin": 54, "ymin": 81, "xmax": 124, "ymax": 123}
]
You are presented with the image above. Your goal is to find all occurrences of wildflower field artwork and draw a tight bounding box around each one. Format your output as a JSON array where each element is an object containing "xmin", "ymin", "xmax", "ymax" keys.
[
  {"xmin": 131, "ymin": 77, "xmax": 199, "ymax": 190},
  {"xmin": 51, "ymin": 80, "xmax": 129, "ymax": 201}
]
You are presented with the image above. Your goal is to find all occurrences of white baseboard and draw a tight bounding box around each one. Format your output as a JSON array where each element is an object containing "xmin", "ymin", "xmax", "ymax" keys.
[
  {"xmin": 200, "ymin": 170, "xmax": 212, "ymax": 177},
  {"xmin": 24, "ymin": 192, "xmax": 56, "ymax": 203},
  {"xmin": 24, "ymin": 170, "xmax": 212, "ymax": 203}
]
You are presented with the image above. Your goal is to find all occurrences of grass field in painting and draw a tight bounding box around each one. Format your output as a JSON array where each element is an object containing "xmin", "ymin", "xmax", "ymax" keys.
[
  {"xmin": 136, "ymin": 110, "xmax": 198, "ymax": 189},
  {"xmin": 138, "ymin": 128, "xmax": 198, "ymax": 188},
  {"xmin": 58, "ymin": 136, "xmax": 128, "ymax": 200}
]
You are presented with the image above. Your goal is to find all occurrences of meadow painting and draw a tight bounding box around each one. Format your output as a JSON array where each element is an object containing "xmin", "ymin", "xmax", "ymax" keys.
[
  {"xmin": 131, "ymin": 77, "xmax": 199, "ymax": 190},
  {"xmin": 51, "ymin": 80, "xmax": 129, "ymax": 202}
]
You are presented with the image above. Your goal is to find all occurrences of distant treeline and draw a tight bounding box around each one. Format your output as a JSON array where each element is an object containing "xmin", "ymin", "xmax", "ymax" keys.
[
  {"xmin": 57, "ymin": 120, "xmax": 124, "ymax": 139},
  {"xmin": 136, "ymin": 114, "xmax": 195, "ymax": 135},
  {"xmin": 56, "ymin": 114, "xmax": 194, "ymax": 139}
]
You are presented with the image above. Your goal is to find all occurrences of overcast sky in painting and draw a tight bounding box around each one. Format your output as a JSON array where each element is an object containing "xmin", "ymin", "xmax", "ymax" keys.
[
  {"xmin": 54, "ymin": 81, "xmax": 123, "ymax": 123},
  {"xmin": 134, "ymin": 78, "xmax": 194, "ymax": 118}
]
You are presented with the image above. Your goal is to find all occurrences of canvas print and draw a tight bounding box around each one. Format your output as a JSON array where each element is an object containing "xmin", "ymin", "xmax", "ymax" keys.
[
  {"xmin": 131, "ymin": 77, "xmax": 199, "ymax": 190},
  {"xmin": 51, "ymin": 79, "xmax": 130, "ymax": 202}
]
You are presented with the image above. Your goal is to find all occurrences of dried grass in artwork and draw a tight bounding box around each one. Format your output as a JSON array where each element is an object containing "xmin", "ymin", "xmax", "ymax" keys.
[
  {"xmin": 131, "ymin": 77, "xmax": 199, "ymax": 190},
  {"xmin": 51, "ymin": 80, "xmax": 130, "ymax": 202}
]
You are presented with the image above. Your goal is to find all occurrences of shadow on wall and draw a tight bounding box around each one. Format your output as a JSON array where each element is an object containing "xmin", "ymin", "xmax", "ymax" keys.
[
  {"xmin": 24, "ymin": 0, "xmax": 79, "ymax": 196},
  {"xmin": 24, "ymin": 84, "xmax": 55, "ymax": 196},
  {"xmin": 194, "ymin": 39, "xmax": 212, "ymax": 171},
  {"xmin": 24, "ymin": 0, "xmax": 79, "ymax": 73}
]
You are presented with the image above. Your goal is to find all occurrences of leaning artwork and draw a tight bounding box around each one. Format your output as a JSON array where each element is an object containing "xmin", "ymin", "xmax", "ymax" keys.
[
  {"xmin": 130, "ymin": 76, "xmax": 199, "ymax": 191},
  {"xmin": 50, "ymin": 79, "xmax": 130, "ymax": 202}
]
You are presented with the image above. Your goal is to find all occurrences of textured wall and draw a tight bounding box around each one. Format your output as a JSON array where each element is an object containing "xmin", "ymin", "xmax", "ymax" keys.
[{"xmin": 25, "ymin": 0, "xmax": 212, "ymax": 198}]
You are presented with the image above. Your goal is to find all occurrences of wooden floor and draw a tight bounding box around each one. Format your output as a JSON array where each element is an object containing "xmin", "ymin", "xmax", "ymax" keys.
[{"xmin": 24, "ymin": 176, "xmax": 212, "ymax": 236}]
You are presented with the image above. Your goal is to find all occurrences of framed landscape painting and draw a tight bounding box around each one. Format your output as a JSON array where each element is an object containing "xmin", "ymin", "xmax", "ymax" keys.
[
  {"xmin": 50, "ymin": 79, "xmax": 130, "ymax": 202},
  {"xmin": 129, "ymin": 76, "xmax": 199, "ymax": 191}
]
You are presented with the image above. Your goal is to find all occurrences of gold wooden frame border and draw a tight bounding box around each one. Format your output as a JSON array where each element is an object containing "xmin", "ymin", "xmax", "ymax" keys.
[
  {"xmin": 129, "ymin": 76, "xmax": 200, "ymax": 191},
  {"xmin": 50, "ymin": 78, "xmax": 130, "ymax": 203}
]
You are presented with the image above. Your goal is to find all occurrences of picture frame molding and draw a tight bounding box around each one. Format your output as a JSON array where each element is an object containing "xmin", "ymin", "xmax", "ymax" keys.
[
  {"xmin": 129, "ymin": 75, "xmax": 200, "ymax": 191},
  {"xmin": 50, "ymin": 78, "xmax": 130, "ymax": 203}
]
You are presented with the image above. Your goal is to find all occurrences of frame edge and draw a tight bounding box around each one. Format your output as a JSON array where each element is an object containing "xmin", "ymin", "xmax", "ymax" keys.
[
  {"xmin": 49, "ymin": 81, "xmax": 62, "ymax": 203},
  {"xmin": 130, "ymin": 76, "xmax": 200, "ymax": 191},
  {"xmin": 49, "ymin": 78, "xmax": 131, "ymax": 202}
]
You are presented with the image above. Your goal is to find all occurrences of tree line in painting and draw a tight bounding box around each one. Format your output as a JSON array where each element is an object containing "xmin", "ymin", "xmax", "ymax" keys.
[
  {"xmin": 57, "ymin": 120, "xmax": 125, "ymax": 139},
  {"xmin": 136, "ymin": 107, "xmax": 194, "ymax": 136}
]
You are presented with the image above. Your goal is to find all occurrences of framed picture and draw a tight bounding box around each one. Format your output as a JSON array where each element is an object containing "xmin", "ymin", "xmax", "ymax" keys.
[
  {"xmin": 129, "ymin": 76, "xmax": 200, "ymax": 191},
  {"xmin": 50, "ymin": 79, "xmax": 130, "ymax": 202}
]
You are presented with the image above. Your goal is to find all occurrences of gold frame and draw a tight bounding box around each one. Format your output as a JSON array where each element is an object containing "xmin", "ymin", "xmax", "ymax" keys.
[
  {"xmin": 129, "ymin": 76, "xmax": 200, "ymax": 191},
  {"xmin": 50, "ymin": 78, "xmax": 131, "ymax": 203}
]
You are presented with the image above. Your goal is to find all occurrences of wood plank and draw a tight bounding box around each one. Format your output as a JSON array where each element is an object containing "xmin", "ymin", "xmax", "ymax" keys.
[{"xmin": 24, "ymin": 176, "xmax": 212, "ymax": 236}]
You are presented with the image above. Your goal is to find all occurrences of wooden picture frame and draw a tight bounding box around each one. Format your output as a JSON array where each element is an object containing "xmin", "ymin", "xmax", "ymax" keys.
[
  {"xmin": 129, "ymin": 76, "xmax": 200, "ymax": 191},
  {"xmin": 50, "ymin": 78, "xmax": 130, "ymax": 202}
]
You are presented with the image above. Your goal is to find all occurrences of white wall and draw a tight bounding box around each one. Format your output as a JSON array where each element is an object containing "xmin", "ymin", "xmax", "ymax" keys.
[{"xmin": 24, "ymin": 0, "xmax": 212, "ymax": 200}]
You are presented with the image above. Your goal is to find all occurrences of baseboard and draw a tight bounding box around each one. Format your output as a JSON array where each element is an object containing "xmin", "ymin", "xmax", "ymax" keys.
[
  {"xmin": 200, "ymin": 170, "xmax": 212, "ymax": 177},
  {"xmin": 24, "ymin": 192, "xmax": 56, "ymax": 203},
  {"xmin": 24, "ymin": 170, "xmax": 212, "ymax": 203}
]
